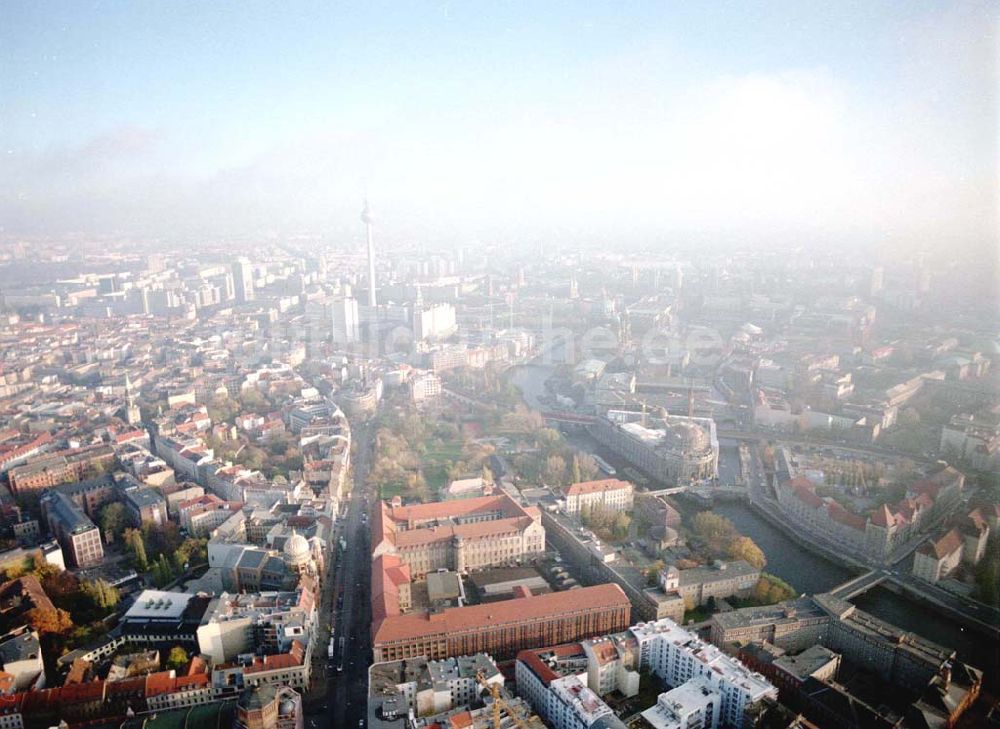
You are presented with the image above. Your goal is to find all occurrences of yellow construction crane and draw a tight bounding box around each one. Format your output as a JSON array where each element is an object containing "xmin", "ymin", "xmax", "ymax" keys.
[{"xmin": 475, "ymin": 671, "xmax": 544, "ymax": 729}]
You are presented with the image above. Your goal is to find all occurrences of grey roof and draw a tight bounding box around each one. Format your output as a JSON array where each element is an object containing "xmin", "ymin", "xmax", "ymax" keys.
[
  {"xmin": 263, "ymin": 556, "xmax": 290, "ymax": 574},
  {"xmin": 0, "ymin": 628, "xmax": 41, "ymax": 665},
  {"xmin": 773, "ymin": 645, "xmax": 839, "ymax": 681},
  {"xmin": 236, "ymin": 548, "xmax": 268, "ymax": 570},
  {"xmin": 42, "ymin": 489, "xmax": 97, "ymax": 535},
  {"xmin": 124, "ymin": 486, "xmax": 165, "ymax": 509},
  {"xmin": 239, "ymin": 684, "xmax": 277, "ymax": 710},
  {"xmin": 677, "ymin": 559, "xmax": 759, "ymax": 587},
  {"xmin": 712, "ymin": 596, "xmax": 828, "ymax": 630},
  {"xmin": 56, "ymin": 473, "xmax": 116, "ymax": 497},
  {"xmin": 426, "ymin": 571, "xmax": 462, "ymax": 601}
]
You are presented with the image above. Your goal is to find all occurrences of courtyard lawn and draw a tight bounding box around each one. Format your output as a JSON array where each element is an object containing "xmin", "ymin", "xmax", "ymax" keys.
[{"xmin": 379, "ymin": 481, "xmax": 407, "ymax": 500}]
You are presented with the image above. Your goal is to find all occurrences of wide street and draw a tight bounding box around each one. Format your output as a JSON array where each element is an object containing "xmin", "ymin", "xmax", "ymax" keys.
[
  {"xmin": 307, "ymin": 417, "xmax": 375, "ymax": 728},
  {"xmin": 331, "ymin": 418, "xmax": 375, "ymax": 727}
]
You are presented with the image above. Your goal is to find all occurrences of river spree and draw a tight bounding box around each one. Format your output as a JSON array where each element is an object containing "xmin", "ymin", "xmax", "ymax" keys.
[
  {"xmin": 709, "ymin": 502, "xmax": 852, "ymax": 594},
  {"xmin": 709, "ymin": 502, "xmax": 996, "ymax": 682},
  {"xmin": 508, "ymin": 364, "xmax": 997, "ymax": 679}
]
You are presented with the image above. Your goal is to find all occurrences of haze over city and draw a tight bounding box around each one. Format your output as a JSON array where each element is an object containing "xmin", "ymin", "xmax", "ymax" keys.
[
  {"xmin": 0, "ymin": 3, "xmax": 997, "ymax": 729},
  {"xmin": 3, "ymin": 2, "xmax": 996, "ymax": 257}
]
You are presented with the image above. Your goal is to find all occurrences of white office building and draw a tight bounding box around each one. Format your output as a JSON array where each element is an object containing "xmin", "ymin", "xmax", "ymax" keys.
[{"xmin": 329, "ymin": 296, "xmax": 360, "ymax": 344}]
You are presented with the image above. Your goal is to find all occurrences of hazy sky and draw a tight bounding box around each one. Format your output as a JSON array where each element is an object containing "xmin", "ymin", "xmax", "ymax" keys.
[{"xmin": 1, "ymin": 1, "xmax": 996, "ymax": 252}]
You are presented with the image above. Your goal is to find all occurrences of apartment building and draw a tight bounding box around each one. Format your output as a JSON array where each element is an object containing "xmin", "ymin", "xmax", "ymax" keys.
[
  {"xmin": 517, "ymin": 663, "xmax": 625, "ymax": 729},
  {"xmin": 644, "ymin": 561, "xmax": 759, "ymax": 623},
  {"xmin": 631, "ymin": 619, "xmax": 777, "ymax": 729},
  {"xmin": 642, "ymin": 675, "xmax": 721, "ymax": 729},
  {"xmin": 912, "ymin": 528, "xmax": 964, "ymax": 583},
  {"xmin": 8, "ymin": 445, "xmax": 115, "ymax": 495},
  {"xmin": 774, "ymin": 467, "xmax": 965, "ymax": 564},
  {"xmin": 39, "ymin": 490, "xmax": 103, "ymax": 568},
  {"xmin": 121, "ymin": 485, "xmax": 167, "ymax": 527},
  {"xmin": 517, "ymin": 618, "xmax": 775, "ymax": 729},
  {"xmin": 179, "ymin": 494, "xmax": 244, "ymax": 537},
  {"xmin": 368, "ymin": 653, "xmax": 502, "ymax": 721},
  {"xmin": 564, "ymin": 479, "xmax": 634, "ymax": 515},
  {"xmin": 711, "ymin": 594, "xmax": 955, "ymax": 693}
]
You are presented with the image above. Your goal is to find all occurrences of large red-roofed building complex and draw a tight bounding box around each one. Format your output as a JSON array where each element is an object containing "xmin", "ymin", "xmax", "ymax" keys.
[
  {"xmin": 370, "ymin": 494, "xmax": 630, "ymax": 663},
  {"xmin": 371, "ymin": 494, "xmax": 545, "ymax": 579},
  {"xmin": 372, "ymin": 583, "xmax": 630, "ymax": 663}
]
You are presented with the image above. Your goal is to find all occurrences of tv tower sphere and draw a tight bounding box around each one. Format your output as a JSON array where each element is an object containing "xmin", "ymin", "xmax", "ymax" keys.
[{"xmin": 361, "ymin": 201, "xmax": 374, "ymax": 225}]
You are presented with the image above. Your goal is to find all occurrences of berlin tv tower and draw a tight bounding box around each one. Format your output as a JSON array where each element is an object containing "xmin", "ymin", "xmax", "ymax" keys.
[{"xmin": 361, "ymin": 199, "xmax": 377, "ymax": 309}]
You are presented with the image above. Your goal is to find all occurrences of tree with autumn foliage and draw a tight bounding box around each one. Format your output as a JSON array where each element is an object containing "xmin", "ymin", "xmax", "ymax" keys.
[
  {"xmin": 166, "ymin": 646, "xmax": 189, "ymax": 670},
  {"xmin": 728, "ymin": 536, "xmax": 767, "ymax": 569},
  {"xmin": 26, "ymin": 605, "xmax": 72, "ymax": 635}
]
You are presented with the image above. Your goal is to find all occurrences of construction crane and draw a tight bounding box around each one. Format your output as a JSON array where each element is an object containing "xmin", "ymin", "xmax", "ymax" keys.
[
  {"xmin": 475, "ymin": 671, "xmax": 541, "ymax": 729},
  {"xmin": 608, "ymin": 387, "xmax": 666, "ymax": 427}
]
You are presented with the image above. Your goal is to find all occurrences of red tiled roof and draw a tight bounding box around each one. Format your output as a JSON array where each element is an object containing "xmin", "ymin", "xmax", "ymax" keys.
[
  {"xmin": 565, "ymin": 479, "xmax": 632, "ymax": 496},
  {"xmin": 179, "ymin": 494, "xmax": 223, "ymax": 510},
  {"xmin": 921, "ymin": 528, "xmax": 964, "ymax": 560},
  {"xmin": 175, "ymin": 674, "xmax": 209, "ymax": 689},
  {"xmin": 516, "ymin": 648, "xmax": 559, "ymax": 686},
  {"xmin": 0, "ymin": 432, "xmax": 53, "ymax": 466},
  {"xmin": 143, "ymin": 672, "xmax": 175, "ymax": 697},
  {"xmin": 386, "ymin": 494, "xmax": 523, "ymax": 524},
  {"xmin": 965, "ymin": 508, "xmax": 987, "ymax": 531},
  {"xmin": 64, "ymin": 658, "xmax": 91, "ymax": 685},
  {"xmin": 113, "ymin": 430, "xmax": 147, "ymax": 444},
  {"xmin": 374, "ymin": 494, "xmax": 539, "ymax": 551},
  {"xmin": 785, "ymin": 476, "xmax": 814, "ymax": 490},
  {"xmin": 245, "ymin": 644, "xmax": 304, "ymax": 674},
  {"xmin": 588, "ymin": 638, "xmax": 619, "ymax": 666},
  {"xmin": 870, "ymin": 504, "xmax": 894, "ymax": 527},
  {"xmin": 826, "ymin": 502, "xmax": 866, "ymax": 531},
  {"xmin": 788, "ymin": 480, "xmax": 823, "ymax": 510},
  {"xmin": 372, "ymin": 554, "xmax": 410, "ymax": 626},
  {"xmin": 374, "ymin": 584, "xmax": 628, "ymax": 645},
  {"xmin": 106, "ymin": 676, "xmax": 144, "ymax": 697},
  {"xmin": 516, "ymin": 642, "xmax": 585, "ymax": 686},
  {"xmin": 0, "ymin": 575, "xmax": 56, "ymax": 617},
  {"xmin": 393, "ymin": 515, "xmax": 537, "ymax": 549},
  {"xmin": 911, "ymin": 467, "xmax": 963, "ymax": 499},
  {"xmin": 385, "ymin": 565, "xmax": 410, "ymax": 587}
]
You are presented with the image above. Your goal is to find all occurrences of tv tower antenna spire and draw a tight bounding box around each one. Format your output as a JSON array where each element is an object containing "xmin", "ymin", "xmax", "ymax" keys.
[{"xmin": 361, "ymin": 199, "xmax": 377, "ymax": 309}]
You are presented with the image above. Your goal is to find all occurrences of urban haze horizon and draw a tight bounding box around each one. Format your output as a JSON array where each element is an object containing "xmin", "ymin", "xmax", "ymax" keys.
[{"xmin": 1, "ymin": 1, "xmax": 996, "ymax": 267}]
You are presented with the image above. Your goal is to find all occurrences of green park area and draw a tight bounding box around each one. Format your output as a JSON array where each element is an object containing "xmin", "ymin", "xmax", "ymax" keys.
[{"xmin": 367, "ymin": 408, "xmax": 493, "ymax": 502}]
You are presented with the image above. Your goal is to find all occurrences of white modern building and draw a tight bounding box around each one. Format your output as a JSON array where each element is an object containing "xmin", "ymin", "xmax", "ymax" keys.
[
  {"xmin": 631, "ymin": 619, "xmax": 776, "ymax": 728},
  {"xmin": 642, "ymin": 675, "xmax": 720, "ymax": 729},
  {"xmin": 329, "ymin": 296, "xmax": 360, "ymax": 344},
  {"xmin": 232, "ymin": 257, "xmax": 255, "ymax": 303},
  {"xmin": 413, "ymin": 302, "xmax": 457, "ymax": 341}
]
